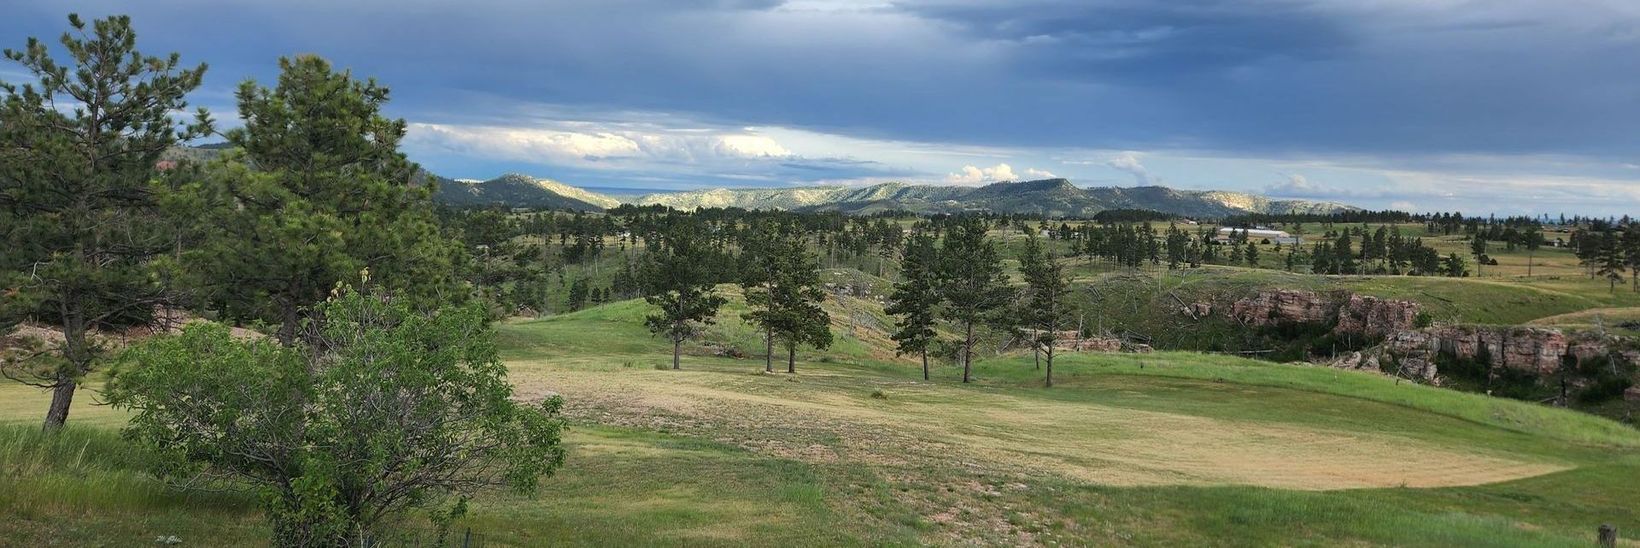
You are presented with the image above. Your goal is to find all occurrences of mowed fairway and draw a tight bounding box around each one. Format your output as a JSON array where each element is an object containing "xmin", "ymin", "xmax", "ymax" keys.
[
  {"xmin": 484, "ymin": 298, "xmax": 1640, "ymax": 545},
  {"xmin": 4, "ymin": 297, "xmax": 1640, "ymax": 546},
  {"xmin": 509, "ymin": 351, "xmax": 1567, "ymax": 491}
]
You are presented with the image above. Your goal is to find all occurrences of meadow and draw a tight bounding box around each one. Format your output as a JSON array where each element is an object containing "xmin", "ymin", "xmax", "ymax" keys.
[{"xmin": 3, "ymin": 291, "xmax": 1638, "ymax": 546}]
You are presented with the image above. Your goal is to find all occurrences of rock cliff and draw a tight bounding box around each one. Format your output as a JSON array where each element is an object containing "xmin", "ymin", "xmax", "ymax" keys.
[
  {"xmin": 1332, "ymin": 324, "xmax": 1638, "ymax": 389},
  {"xmin": 1226, "ymin": 289, "xmax": 1420, "ymax": 338}
]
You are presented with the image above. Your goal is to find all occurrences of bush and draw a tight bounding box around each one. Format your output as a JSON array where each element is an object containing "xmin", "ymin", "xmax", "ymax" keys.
[
  {"xmin": 109, "ymin": 288, "xmax": 568, "ymax": 546},
  {"xmin": 1414, "ymin": 312, "xmax": 1434, "ymax": 328}
]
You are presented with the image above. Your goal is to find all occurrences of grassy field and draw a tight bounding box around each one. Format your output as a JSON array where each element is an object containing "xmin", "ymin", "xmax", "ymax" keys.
[{"xmin": 4, "ymin": 292, "xmax": 1639, "ymax": 546}]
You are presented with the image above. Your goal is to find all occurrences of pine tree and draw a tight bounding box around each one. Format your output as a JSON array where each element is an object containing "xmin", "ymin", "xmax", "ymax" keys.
[
  {"xmin": 1597, "ymin": 229, "xmax": 1625, "ymax": 293},
  {"xmin": 1244, "ymin": 241, "xmax": 1260, "ymax": 268},
  {"xmin": 1574, "ymin": 228, "xmax": 1600, "ymax": 278},
  {"xmin": 642, "ymin": 222, "xmax": 727, "ymax": 370},
  {"xmin": 937, "ymin": 217, "xmax": 1014, "ymax": 384},
  {"xmin": 769, "ymin": 235, "xmax": 831, "ymax": 373},
  {"xmin": 1018, "ymin": 234, "xmax": 1074, "ymax": 387},
  {"xmin": 1622, "ymin": 224, "xmax": 1640, "ymax": 293},
  {"xmin": 887, "ymin": 231, "xmax": 940, "ymax": 380},
  {"xmin": 740, "ymin": 221, "xmax": 783, "ymax": 372},
  {"xmin": 567, "ymin": 278, "xmax": 590, "ymax": 311},
  {"xmin": 0, "ymin": 14, "xmax": 211, "ymax": 429},
  {"xmin": 1518, "ymin": 226, "xmax": 1539, "ymax": 277},
  {"xmin": 1443, "ymin": 253, "xmax": 1468, "ymax": 278},
  {"xmin": 1469, "ymin": 235, "xmax": 1488, "ymax": 277},
  {"xmin": 176, "ymin": 55, "xmax": 460, "ymax": 345},
  {"xmin": 1335, "ymin": 233, "xmax": 1357, "ymax": 274}
]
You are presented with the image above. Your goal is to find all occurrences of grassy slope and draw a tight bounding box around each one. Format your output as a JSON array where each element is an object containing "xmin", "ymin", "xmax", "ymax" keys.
[{"xmin": 2, "ymin": 293, "xmax": 1638, "ymax": 546}]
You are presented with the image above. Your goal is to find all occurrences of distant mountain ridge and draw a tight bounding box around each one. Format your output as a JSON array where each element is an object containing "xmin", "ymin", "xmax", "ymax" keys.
[
  {"xmin": 630, "ymin": 178, "xmax": 1355, "ymax": 218},
  {"xmin": 172, "ymin": 145, "xmax": 1354, "ymax": 217}
]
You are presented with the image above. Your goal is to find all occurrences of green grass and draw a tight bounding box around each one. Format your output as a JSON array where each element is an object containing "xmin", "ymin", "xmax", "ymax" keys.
[
  {"xmin": 0, "ymin": 425, "xmax": 265, "ymax": 545},
  {"xmin": 987, "ymin": 351, "xmax": 1640, "ymax": 450},
  {"xmin": 462, "ymin": 426, "xmax": 909, "ymax": 547},
  {"xmin": 3, "ymin": 293, "xmax": 1638, "ymax": 546}
]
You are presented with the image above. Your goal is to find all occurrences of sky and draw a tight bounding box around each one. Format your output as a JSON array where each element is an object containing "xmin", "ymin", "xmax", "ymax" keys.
[{"xmin": 4, "ymin": 1, "xmax": 1640, "ymax": 215}]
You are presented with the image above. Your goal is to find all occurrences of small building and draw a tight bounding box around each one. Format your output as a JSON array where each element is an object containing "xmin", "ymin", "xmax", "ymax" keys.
[{"xmin": 1216, "ymin": 227, "xmax": 1299, "ymax": 245}]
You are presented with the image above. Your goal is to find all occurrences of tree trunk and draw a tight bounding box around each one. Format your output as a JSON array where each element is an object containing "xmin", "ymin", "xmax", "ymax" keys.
[
  {"xmin": 1045, "ymin": 351, "xmax": 1054, "ymax": 388},
  {"xmin": 276, "ymin": 302, "xmax": 301, "ymax": 347},
  {"xmin": 672, "ymin": 338, "xmax": 682, "ymax": 370},
  {"xmin": 42, "ymin": 381, "xmax": 75, "ymax": 431},
  {"xmin": 1033, "ymin": 344, "xmax": 1040, "ymax": 370},
  {"xmin": 962, "ymin": 321, "xmax": 974, "ymax": 383},
  {"xmin": 45, "ymin": 305, "xmax": 93, "ymax": 430},
  {"xmin": 765, "ymin": 327, "xmax": 773, "ymax": 373},
  {"xmin": 921, "ymin": 350, "xmax": 929, "ymax": 381},
  {"xmin": 787, "ymin": 346, "xmax": 796, "ymax": 374}
]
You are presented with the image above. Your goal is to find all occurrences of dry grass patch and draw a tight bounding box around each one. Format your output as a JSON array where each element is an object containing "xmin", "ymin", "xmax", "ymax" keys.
[{"xmin": 507, "ymin": 358, "xmax": 1568, "ymax": 491}]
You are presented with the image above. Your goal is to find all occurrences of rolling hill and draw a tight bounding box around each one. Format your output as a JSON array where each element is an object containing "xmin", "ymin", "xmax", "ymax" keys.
[
  {"xmin": 430, "ymin": 173, "xmax": 621, "ymax": 211},
  {"xmin": 7, "ymin": 286, "xmax": 1637, "ymax": 545}
]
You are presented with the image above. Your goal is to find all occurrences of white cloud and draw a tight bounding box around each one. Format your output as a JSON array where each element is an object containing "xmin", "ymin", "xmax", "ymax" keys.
[
  {"xmin": 1389, "ymin": 200, "xmax": 1418, "ymax": 212},
  {"xmin": 946, "ymin": 163, "xmax": 1017, "ymax": 185},
  {"xmin": 940, "ymin": 163, "xmax": 1059, "ymax": 185},
  {"xmin": 1105, "ymin": 151, "xmax": 1158, "ymax": 185},
  {"xmin": 405, "ymin": 122, "xmax": 793, "ymax": 167},
  {"xmin": 713, "ymin": 134, "xmax": 792, "ymax": 158}
]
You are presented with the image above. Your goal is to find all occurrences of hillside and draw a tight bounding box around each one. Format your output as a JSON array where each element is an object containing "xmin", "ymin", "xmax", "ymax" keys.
[
  {"xmin": 634, "ymin": 178, "xmax": 1355, "ymax": 218},
  {"xmin": 431, "ymin": 173, "xmax": 620, "ymax": 211},
  {"xmin": 5, "ymin": 291, "xmax": 1637, "ymax": 545}
]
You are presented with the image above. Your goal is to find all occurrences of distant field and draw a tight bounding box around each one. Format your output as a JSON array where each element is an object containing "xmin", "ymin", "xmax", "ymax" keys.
[{"xmin": 6, "ymin": 293, "xmax": 1637, "ymax": 546}]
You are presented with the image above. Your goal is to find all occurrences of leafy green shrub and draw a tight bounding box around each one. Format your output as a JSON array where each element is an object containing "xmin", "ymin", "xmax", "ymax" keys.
[
  {"xmin": 109, "ymin": 288, "xmax": 568, "ymax": 546},
  {"xmin": 1414, "ymin": 312, "xmax": 1433, "ymax": 328}
]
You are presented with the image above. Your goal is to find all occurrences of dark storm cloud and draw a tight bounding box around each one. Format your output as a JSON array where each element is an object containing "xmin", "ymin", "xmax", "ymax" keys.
[{"xmin": 4, "ymin": 0, "xmax": 1639, "ymax": 181}]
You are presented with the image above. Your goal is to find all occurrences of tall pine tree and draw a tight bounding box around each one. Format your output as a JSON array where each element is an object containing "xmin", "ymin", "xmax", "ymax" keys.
[
  {"xmin": 174, "ymin": 55, "xmax": 460, "ymax": 345},
  {"xmin": 642, "ymin": 222, "xmax": 727, "ymax": 370},
  {"xmin": 937, "ymin": 217, "xmax": 1014, "ymax": 384},
  {"xmin": 740, "ymin": 220, "xmax": 783, "ymax": 372},
  {"xmin": 887, "ymin": 230, "xmax": 940, "ymax": 380},
  {"xmin": 1018, "ymin": 234, "xmax": 1074, "ymax": 387},
  {"xmin": 769, "ymin": 234, "xmax": 831, "ymax": 373},
  {"xmin": 1597, "ymin": 229, "xmax": 1625, "ymax": 293},
  {"xmin": 0, "ymin": 14, "xmax": 211, "ymax": 429}
]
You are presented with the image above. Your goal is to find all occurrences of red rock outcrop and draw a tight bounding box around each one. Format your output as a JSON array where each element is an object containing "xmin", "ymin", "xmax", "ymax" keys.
[
  {"xmin": 1229, "ymin": 289, "xmax": 1336, "ymax": 327},
  {"xmin": 1386, "ymin": 326, "xmax": 1576, "ymax": 376},
  {"xmin": 1338, "ymin": 324, "xmax": 1636, "ymax": 387},
  {"xmin": 1227, "ymin": 289, "xmax": 1420, "ymax": 337},
  {"xmin": 1335, "ymin": 294, "xmax": 1421, "ymax": 338}
]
